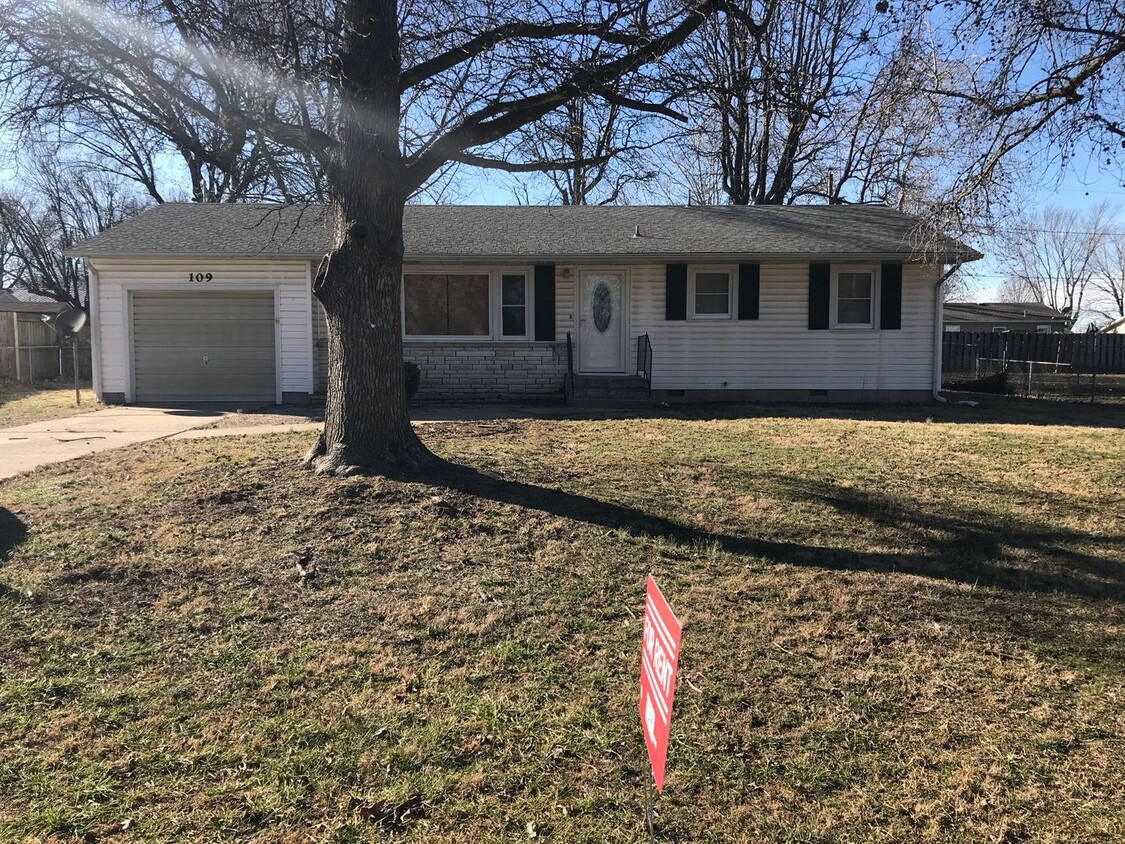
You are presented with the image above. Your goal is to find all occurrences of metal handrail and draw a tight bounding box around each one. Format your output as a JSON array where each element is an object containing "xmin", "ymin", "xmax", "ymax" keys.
[
  {"xmin": 566, "ymin": 331, "xmax": 574, "ymax": 377},
  {"xmin": 637, "ymin": 333, "xmax": 652, "ymax": 384}
]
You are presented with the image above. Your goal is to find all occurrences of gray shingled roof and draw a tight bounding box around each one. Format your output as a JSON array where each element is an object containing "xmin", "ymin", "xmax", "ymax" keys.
[
  {"xmin": 944, "ymin": 302, "xmax": 1069, "ymax": 323},
  {"xmin": 68, "ymin": 202, "xmax": 981, "ymax": 262}
]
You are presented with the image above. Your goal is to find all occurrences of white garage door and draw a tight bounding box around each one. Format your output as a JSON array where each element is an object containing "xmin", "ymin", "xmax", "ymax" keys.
[{"xmin": 132, "ymin": 291, "xmax": 277, "ymax": 402}]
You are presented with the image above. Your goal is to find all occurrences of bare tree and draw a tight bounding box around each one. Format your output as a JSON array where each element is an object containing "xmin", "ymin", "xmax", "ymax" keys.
[
  {"xmin": 996, "ymin": 203, "xmax": 1113, "ymax": 326},
  {"xmin": 669, "ymin": 0, "xmax": 936, "ymax": 207},
  {"xmin": 508, "ymin": 97, "xmax": 658, "ymax": 205},
  {"xmin": 2, "ymin": 2, "xmax": 329, "ymax": 203},
  {"xmin": 1091, "ymin": 230, "xmax": 1125, "ymax": 323},
  {"xmin": 0, "ymin": 156, "xmax": 147, "ymax": 308},
  {"xmin": 0, "ymin": 0, "xmax": 749, "ymax": 475},
  {"xmin": 931, "ymin": 0, "xmax": 1125, "ymax": 215}
]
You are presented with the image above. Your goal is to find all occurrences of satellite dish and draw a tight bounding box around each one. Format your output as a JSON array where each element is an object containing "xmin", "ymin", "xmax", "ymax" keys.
[{"xmin": 56, "ymin": 308, "xmax": 87, "ymax": 335}]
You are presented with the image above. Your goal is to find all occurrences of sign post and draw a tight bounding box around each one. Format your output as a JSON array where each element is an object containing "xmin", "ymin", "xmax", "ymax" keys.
[{"xmin": 638, "ymin": 575, "xmax": 682, "ymax": 839}]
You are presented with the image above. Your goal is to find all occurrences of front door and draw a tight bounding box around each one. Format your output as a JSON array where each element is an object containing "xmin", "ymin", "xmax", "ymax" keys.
[{"xmin": 578, "ymin": 270, "xmax": 626, "ymax": 372}]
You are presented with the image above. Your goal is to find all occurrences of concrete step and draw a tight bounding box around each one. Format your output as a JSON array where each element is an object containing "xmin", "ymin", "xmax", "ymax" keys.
[
  {"xmin": 571, "ymin": 387, "xmax": 651, "ymax": 400},
  {"xmin": 567, "ymin": 397, "xmax": 653, "ymax": 409},
  {"xmin": 570, "ymin": 374, "xmax": 649, "ymax": 390}
]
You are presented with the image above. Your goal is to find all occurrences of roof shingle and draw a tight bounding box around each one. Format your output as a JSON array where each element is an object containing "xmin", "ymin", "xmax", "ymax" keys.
[{"xmin": 68, "ymin": 202, "xmax": 981, "ymax": 262}]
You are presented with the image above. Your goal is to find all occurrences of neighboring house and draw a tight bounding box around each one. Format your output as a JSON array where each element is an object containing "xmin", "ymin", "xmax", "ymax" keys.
[
  {"xmin": 66, "ymin": 203, "xmax": 980, "ymax": 405},
  {"xmin": 1102, "ymin": 316, "xmax": 1125, "ymax": 334},
  {"xmin": 943, "ymin": 302, "xmax": 1071, "ymax": 334}
]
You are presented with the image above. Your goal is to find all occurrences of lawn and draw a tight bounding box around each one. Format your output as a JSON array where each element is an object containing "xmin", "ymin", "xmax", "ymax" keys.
[
  {"xmin": 0, "ymin": 378, "xmax": 97, "ymax": 428},
  {"xmin": 1, "ymin": 400, "xmax": 1123, "ymax": 843}
]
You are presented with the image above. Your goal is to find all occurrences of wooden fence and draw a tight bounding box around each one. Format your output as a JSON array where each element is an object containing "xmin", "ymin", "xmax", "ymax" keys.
[
  {"xmin": 943, "ymin": 331, "xmax": 1125, "ymax": 375},
  {"xmin": 0, "ymin": 312, "xmax": 92, "ymax": 381}
]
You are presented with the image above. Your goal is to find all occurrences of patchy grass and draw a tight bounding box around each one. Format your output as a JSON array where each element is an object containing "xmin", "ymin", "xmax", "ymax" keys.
[
  {"xmin": 0, "ymin": 379, "xmax": 97, "ymax": 428},
  {"xmin": 1, "ymin": 399, "xmax": 1123, "ymax": 843}
]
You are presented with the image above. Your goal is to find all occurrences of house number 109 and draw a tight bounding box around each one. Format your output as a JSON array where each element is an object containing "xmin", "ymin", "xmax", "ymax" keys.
[{"xmin": 188, "ymin": 272, "xmax": 213, "ymax": 283}]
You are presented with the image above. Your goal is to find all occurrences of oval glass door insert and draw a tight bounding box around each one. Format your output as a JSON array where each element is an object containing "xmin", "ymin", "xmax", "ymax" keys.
[{"xmin": 592, "ymin": 282, "xmax": 613, "ymax": 333}]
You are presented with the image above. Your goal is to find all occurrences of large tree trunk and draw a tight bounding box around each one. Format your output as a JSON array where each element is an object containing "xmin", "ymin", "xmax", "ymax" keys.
[
  {"xmin": 303, "ymin": 197, "xmax": 433, "ymax": 476},
  {"xmin": 301, "ymin": 0, "xmax": 434, "ymax": 477}
]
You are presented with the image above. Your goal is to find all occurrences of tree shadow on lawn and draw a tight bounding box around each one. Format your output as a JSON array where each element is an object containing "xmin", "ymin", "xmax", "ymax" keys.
[
  {"xmin": 428, "ymin": 462, "xmax": 1125, "ymax": 605},
  {"xmin": 0, "ymin": 507, "xmax": 29, "ymax": 602},
  {"xmin": 550, "ymin": 395, "xmax": 1125, "ymax": 429},
  {"xmin": 0, "ymin": 507, "xmax": 27, "ymax": 562}
]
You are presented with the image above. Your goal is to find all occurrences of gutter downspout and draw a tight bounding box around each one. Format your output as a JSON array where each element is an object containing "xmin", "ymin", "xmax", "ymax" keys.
[
  {"xmin": 87, "ymin": 260, "xmax": 103, "ymax": 401},
  {"xmin": 933, "ymin": 262, "xmax": 963, "ymax": 404}
]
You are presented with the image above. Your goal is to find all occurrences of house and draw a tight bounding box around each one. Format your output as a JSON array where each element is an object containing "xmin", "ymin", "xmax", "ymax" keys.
[
  {"xmin": 943, "ymin": 302, "xmax": 1071, "ymax": 334},
  {"xmin": 66, "ymin": 203, "xmax": 980, "ymax": 405},
  {"xmin": 1103, "ymin": 315, "xmax": 1125, "ymax": 334}
]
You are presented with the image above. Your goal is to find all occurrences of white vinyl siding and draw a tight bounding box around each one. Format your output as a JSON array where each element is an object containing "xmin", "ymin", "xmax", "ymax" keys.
[
  {"xmin": 92, "ymin": 259, "xmax": 313, "ymax": 401},
  {"xmin": 630, "ymin": 262, "xmax": 937, "ymax": 392}
]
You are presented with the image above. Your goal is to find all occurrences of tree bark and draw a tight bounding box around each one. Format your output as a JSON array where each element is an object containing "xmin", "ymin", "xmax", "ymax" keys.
[
  {"xmin": 300, "ymin": 0, "xmax": 433, "ymax": 477},
  {"xmin": 302, "ymin": 198, "xmax": 433, "ymax": 476}
]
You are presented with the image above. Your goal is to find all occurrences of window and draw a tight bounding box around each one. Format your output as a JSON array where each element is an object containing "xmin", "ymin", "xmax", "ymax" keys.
[
  {"xmin": 1036, "ymin": 325, "xmax": 1053, "ymax": 334},
  {"xmin": 404, "ymin": 273, "xmax": 490, "ymax": 336},
  {"xmin": 402, "ymin": 269, "xmax": 531, "ymax": 339},
  {"xmin": 829, "ymin": 266, "xmax": 876, "ymax": 328},
  {"xmin": 834, "ymin": 269, "xmax": 874, "ymax": 327},
  {"xmin": 501, "ymin": 273, "xmax": 528, "ymax": 337},
  {"xmin": 690, "ymin": 267, "xmax": 733, "ymax": 318},
  {"xmin": 945, "ymin": 325, "xmax": 961, "ymax": 332}
]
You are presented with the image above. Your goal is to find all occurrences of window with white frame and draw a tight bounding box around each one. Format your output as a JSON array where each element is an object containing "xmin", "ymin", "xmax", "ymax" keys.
[
  {"xmin": 945, "ymin": 324, "xmax": 961, "ymax": 332},
  {"xmin": 832, "ymin": 266, "xmax": 876, "ymax": 328},
  {"xmin": 690, "ymin": 267, "xmax": 733, "ymax": 318},
  {"xmin": 402, "ymin": 270, "xmax": 529, "ymax": 339}
]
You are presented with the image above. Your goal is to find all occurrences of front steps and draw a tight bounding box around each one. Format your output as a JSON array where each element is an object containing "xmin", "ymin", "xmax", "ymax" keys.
[{"xmin": 566, "ymin": 374, "xmax": 652, "ymax": 408}]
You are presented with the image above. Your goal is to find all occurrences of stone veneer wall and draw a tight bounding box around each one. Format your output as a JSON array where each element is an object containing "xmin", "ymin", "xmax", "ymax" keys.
[{"xmin": 404, "ymin": 342, "xmax": 568, "ymax": 401}]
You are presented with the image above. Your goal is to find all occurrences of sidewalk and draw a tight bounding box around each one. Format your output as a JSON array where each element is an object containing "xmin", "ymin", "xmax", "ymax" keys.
[{"xmin": 0, "ymin": 406, "xmax": 226, "ymax": 480}]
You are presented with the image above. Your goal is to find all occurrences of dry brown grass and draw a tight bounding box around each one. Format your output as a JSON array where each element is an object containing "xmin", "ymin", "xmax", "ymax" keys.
[
  {"xmin": 1, "ymin": 399, "xmax": 1123, "ymax": 842},
  {"xmin": 0, "ymin": 379, "xmax": 97, "ymax": 428}
]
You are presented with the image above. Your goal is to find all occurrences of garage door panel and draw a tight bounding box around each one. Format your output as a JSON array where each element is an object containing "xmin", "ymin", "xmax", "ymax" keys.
[
  {"xmin": 133, "ymin": 327, "xmax": 276, "ymax": 349},
  {"xmin": 132, "ymin": 291, "xmax": 276, "ymax": 402}
]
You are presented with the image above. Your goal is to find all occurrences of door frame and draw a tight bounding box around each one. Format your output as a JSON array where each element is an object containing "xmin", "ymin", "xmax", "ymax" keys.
[
  {"xmin": 577, "ymin": 267, "xmax": 630, "ymax": 374},
  {"xmin": 125, "ymin": 287, "xmax": 282, "ymax": 404}
]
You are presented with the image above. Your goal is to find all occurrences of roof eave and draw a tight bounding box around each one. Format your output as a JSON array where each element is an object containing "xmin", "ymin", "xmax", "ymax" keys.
[
  {"xmin": 71, "ymin": 250, "xmax": 324, "ymax": 260},
  {"xmin": 70, "ymin": 248, "xmax": 983, "ymax": 264}
]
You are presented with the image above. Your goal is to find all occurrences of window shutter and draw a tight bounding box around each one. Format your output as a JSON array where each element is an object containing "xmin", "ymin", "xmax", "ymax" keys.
[
  {"xmin": 808, "ymin": 263, "xmax": 830, "ymax": 330},
  {"xmin": 880, "ymin": 263, "xmax": 902, "ymax": 330},
  {"xmin": 665, "ymin": 264, "xmax": 687, "ymax": 321},
  {"xmin": 737, "ymin": 263, "xmax": 760, "ymax": 320},
  {"xmin": 533, "ymin": 264, "xmax": 555, "ymax": 341}
]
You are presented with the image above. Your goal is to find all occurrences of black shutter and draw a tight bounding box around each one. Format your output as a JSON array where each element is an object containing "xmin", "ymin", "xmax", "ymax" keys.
[
  {"xmin": 533, "ymin": 264, "xmax": 555, "ymax": 341},
  {"xmin": 665, "ymin": 263, "xmax": 688, "ymax": 320},
  {"xmin": 808, "ymin": 263, "xmax": 830, "ymax": 330},
  {"xmin": 737, "ymin": 263, "xmax": 760, "ymax": 320},
  {"xmin": 880, "ymin": 263, "xmax": 902, "ymax": 330}
]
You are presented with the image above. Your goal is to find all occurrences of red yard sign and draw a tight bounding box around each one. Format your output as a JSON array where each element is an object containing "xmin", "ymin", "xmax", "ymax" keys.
[{"xmin": 638, "ymin": 575, "xmax": 682, "ymax": 793}]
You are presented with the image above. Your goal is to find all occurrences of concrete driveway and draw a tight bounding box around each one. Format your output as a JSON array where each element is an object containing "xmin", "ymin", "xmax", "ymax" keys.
[{"xmin": 0, "ymin": 406, "xmax": 226, "ymax": 480}]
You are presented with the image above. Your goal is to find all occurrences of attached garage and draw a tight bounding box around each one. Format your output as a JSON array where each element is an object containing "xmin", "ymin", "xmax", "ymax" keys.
[{"xmin": 131, "ymin": 291, "xmax": 277, "ymax": 402}]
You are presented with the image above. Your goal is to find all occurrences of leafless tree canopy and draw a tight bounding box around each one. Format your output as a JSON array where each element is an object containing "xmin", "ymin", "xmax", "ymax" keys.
[
  {"xmin": 0, "ymin": 156, "xmax": 147, "ymax": 308},
  {"xmin": 935, "ymin": 0, "xmax": 1125, "ymax": 210},
  {"xmin": 996, "ymin": 203, "xmax": 1116, "ymax": 326},
  {"xmin": 1092, "ymin": 231, "xmax": 1125, "ymax": 324}
]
